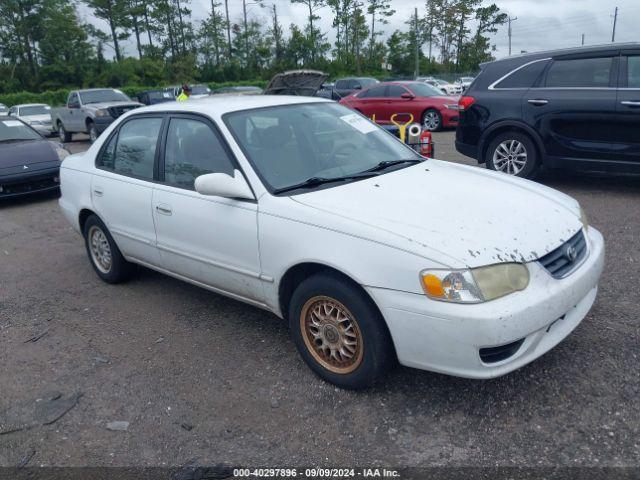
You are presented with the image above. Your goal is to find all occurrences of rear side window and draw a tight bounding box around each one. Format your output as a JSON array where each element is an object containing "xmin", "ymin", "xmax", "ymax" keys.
[
  {"xmin": 627, "ymin": 56, "xmax": 640, "ymax": 88},
  {"xmin": 494, "ymin": 60, "xmax": 548, "ymax": 89},
  {"xmin": 544, "ymin": 57, "xmax": 613, "ymax": 88},
  {"xmin": 163, "ymin": 118, "xmax": 235, "ymax": 189},
  {"xmin": 335, "ymin": 80, "xmax": 348, "ymax": 89},
  {"xmin": 96, "ymin": 117, "xmax": 162, "ymax": 180},
  {"xmin": 359, "ymin": 85, "xmax": 386, "ymax": 98}
]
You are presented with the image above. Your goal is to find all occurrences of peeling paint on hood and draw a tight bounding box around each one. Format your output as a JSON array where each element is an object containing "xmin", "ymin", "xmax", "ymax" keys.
[{"xmin": 292, "ymin": 160, "xmax": 583, "ymax": 268}]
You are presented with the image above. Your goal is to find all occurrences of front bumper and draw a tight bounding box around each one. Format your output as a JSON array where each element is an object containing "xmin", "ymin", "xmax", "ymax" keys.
[
  {"xmin": 367, "ymin": 227, "xmax": 605, "ymax": 379},
  {"xmin": 0, "ymin": 167, "xmax": 60, "ymax": 199},
  {"xmin": 31, "ymin": 124, "xmax": 54, "ymax": 136},
  {"xmin": 93, "ymin": 116, "xmax": 114, "ymax": 133}
]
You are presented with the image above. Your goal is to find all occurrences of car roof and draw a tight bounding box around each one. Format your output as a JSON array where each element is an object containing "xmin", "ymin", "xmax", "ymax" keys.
[
  {"xmin": 14, "ymin": 103, "xmax": 49, "ymax": 108},
  {"xmin": 135, "ymin": 95, "xmax": 330, "ymax": 117}
]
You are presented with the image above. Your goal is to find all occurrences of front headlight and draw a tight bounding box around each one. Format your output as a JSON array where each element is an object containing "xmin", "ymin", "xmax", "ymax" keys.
[
  {"xmin": 95, "ymin": 109, "xmax": 110, "ymax": 117},
  {"xmin": 421, "ymin": 263, "xmax": 529, "ymax": 303},
  {"xmin": 580, "ymin": 207, "xmax": 589, "ymax": 231},
  {"xmin": 54, "ymin": 146, "xmax": 69, "ymax": 161}
]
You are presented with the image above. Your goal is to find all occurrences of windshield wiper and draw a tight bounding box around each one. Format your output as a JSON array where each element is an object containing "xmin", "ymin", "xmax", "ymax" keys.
[
  {"xmin": 273, "ymin": 172, "xmax": 378, "ymax": 194},
  {"xmin": 360, "ymin": 158, "xmax": 424, "ymax": 174}
]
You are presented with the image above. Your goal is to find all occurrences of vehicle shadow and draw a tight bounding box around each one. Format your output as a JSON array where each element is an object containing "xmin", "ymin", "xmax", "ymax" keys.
[
  {"xmin": 0, "ymin": 189, "xmax": 60, "ymax": 208},
  {"xmin": 537, "ymin": 169, "xmax": 640, "ymax": 195}
]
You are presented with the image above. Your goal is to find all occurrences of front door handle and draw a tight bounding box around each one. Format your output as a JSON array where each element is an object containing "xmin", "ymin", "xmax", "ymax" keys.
[
  {"xmin": 93, "ymin": 187, "xmax": 103, "ymax": 197},
  {"xmin": 155, "ymin": 204, "xmax": 172, "ymax": 215},
  {"xmin": 527, "ymin": 99, "xmax": 549, "ymax": 106},
  {"xmin": 621, "ymin": 100, "xmax": 640, "ymax": 108}
]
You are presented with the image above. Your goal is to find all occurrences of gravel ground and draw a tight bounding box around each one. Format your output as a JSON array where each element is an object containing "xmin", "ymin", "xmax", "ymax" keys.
[{"xmin": 0, "ymin": 131, "xmax": 638, "ymax": 470}]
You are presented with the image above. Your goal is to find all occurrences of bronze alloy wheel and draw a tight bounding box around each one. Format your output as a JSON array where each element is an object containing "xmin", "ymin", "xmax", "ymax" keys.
[{"xmin": 300, "ymin": 296, "xmax": 364, "ymax": 374}]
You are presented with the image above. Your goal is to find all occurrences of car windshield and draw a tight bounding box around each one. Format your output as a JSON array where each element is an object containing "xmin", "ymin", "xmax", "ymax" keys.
[
  {"xmin": 225, "ymin": 102, "xmax": 422, "ymax": 193},
  {"xmin": 80, "ymin": 89, "xmax": 130, "ymax": 104},
  {"xmin": 405, "ymin": 83, "xmax": 444, "ymax": 97},
  {"xmin": 191, "ymin": 85, "xmax": 210, "ymax": 95},
  {"xmin": 20, "ymin": 105, "xmax": 50, "ymax": 116},
  {"xmin": 0, "ymin": 119, "xmax": 41, "ymax": 142}
]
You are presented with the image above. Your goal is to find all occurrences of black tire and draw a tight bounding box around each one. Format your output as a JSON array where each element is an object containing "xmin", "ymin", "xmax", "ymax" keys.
[
  {"xmin": 87, "ymin": 121, "xmax": 98, "ymax": 143},
  {"xmin": 485, "ymin": 131, "xmax": 540, "ymax": 179},
  {"xmin": 288, "ymin": 272, "xmax": 395, "ymax": 389},
  {"xmin": 422, "ymin": 108, "xmax": 443, "ymax": 132},
  {"xmin": 58, "ymin": 123, "xmax": 72, "ymax": 143},
  {"xmin": 83, "ymin": 215, "xmax": 135, "ymax": 284}
]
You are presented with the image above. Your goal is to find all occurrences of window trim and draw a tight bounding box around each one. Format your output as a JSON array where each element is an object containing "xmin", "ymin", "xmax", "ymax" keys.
[
  {"xmin": 94, "ymin": 113, "xmax": 167, "ymax": 183},
  {"xmin": 158, "ymin": 112, "xmax": 243, "ymax": 192},
  {"xmin": 619, "ymin": 54, "xmax": 640, "ymax": 90},
  {"xmin": 488, "ymin": 58, "xmax": 551, "ymax": 91}
]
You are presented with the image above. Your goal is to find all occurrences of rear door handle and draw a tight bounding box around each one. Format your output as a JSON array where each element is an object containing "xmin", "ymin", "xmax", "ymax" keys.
[
  {"xmin": 93, "ymin": 187, "xmax": 103, "ymax": 197},
  {"xmin": 621, "ymin": 100, "xmax": 640, "ymax": 107},
  {"xmin": 527, "ymin": 99, "xmax": 549, "ymax": 106},
  {"xmin": 155, "ymin": 204, "xmax": 172, "ymax": 215}
]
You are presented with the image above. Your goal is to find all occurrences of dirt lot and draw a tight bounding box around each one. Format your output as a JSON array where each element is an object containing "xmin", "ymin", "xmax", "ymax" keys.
[{"xmin": 1, "ymin": 131, "xmax": 638, "ymax": 471}]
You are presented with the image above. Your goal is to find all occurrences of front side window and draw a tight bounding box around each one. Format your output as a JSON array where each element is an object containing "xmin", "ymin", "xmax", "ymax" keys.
[
  {"xmin": 545, "ymin": 57, "xmax": 613, "ymax": 88},
  {"xmin": 163, "ymin": 118, "xmax": 235, "ymax": 189},
  {"xmin": 97, "ymin": 117, "xmax": 162, "ymax": 180},
  {"xmin": 386, "ymin": 85, "xmax": 409, "ymax": 98},
  {"xmin": 225, "ymin": 103, "xmax": 421, "ymax": 193},
  {"xmin": 627, "ymin": 56, "xmax": 640, "ymax": 88}
]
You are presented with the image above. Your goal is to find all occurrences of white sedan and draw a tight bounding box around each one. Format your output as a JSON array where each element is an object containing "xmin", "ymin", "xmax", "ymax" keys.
[{"xmin": 59, "ymin": 96, "xmax": 604, "ymax": 389}]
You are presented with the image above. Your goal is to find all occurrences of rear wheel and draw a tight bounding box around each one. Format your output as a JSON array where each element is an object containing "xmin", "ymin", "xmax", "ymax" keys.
[
  {"xmin": 485, "ymin": 131, "xmax": 539, "ymax": 179},
  {"xmin": 83, "ymin": 215, "xmax": 135, "ymax": 284},
  {"xmin": 58, "ymin": 123, "xmax": 72, "ymax": 143},
  {"xmin": 289, "ymin": 272, "xmax": 395, "ymax": 389}
]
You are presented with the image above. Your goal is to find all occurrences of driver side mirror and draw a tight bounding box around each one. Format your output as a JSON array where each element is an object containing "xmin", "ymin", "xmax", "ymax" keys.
[
  {"xmin": 195, "ymin": 169, "xmax": 254, "ymax": 200},
  {"xmin": 400, "ymin": 92, "xmax": 415, "ymax": 100}
]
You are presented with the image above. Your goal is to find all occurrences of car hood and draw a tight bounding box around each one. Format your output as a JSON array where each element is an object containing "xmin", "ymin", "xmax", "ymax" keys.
[
  {"xmin": 264, "ymin": 70, "xmax": 329, "ymax": 96},
  {"xmin": 0, "ymin": 140, "xmax": 59, "ymax": 175},
  {"xmin": 83, "ymin": 101, "xmax": 142, "ymax": 110},
  {"xmin": 291, "ymin": 160, "xmax": 583, "ymax": 268},
  {"xmin": 21, "ymin": 114, "xmax": 52, "ymax": 122}
]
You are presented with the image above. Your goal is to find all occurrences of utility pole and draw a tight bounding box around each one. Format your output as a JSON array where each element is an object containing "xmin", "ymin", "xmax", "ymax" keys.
[
  {"xmin": 612, "ymin": 7, "xmax": 618, "ymax": 43},
  {"xmin": 581, "ymin": 33, "xmax": 585, "ymax": 45},
  {"xmin": 414, "ymin": 7, "xmax": 419, "ymax": 78},
  {"xmin": 271, "ymin": 4, "xmax": 282, "ymax": 65},
  {"xmin": 508, "ymin": 16, "xmax": 517, "ymax": 56}
]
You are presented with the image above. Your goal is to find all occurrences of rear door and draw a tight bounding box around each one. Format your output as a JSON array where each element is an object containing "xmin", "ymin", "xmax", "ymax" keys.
[
  {"xmin": 522, "ymin": 52, "xmax": 618, "ymax": 165},
  {"xmin": 611, "ymin": 51, "xmax": 640, "ymax": 166},
  {"xmin": 91, "ymin": 115, "xmax": 164, "ymax": 266},
  {"xmin": 353, "ymin": 85, "xmax": 387, "ymax": 121}
]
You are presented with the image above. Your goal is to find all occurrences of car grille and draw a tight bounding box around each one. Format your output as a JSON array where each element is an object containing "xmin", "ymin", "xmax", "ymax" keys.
[
  {"xmin": 0, "ymin": 173, "xmax": 59, "ymax": 197},
  {"xmin": 479, "ymin": 338, "xmax": 525, "ymax": 364},
  {"xmin": 538, "ymin": 230, "xmax": 587, "ymax": 279},
  {"xmin": 108, "ymin": 105, "xmax": 140, "ymax": 118}
]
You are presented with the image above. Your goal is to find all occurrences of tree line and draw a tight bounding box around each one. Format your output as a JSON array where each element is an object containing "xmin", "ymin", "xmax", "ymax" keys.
[{"xmin": 0, "ymin": 0, "xmax": 507, "ymax": 94}]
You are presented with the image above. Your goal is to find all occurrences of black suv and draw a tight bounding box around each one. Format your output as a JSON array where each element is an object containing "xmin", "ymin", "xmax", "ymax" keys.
[
  {"xmin": 455, "ymin": 43, "xmax": 640, "ymax": 178},
  {"xmin": 331, "ymin": 77, "xmax": 379, "ymax": 100}
]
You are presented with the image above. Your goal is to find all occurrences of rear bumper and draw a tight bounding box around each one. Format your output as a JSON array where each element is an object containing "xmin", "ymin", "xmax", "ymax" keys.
[
  {"xmin": 455, "ymin": 140, "xmax": 479, "ymax": 160},
  {"xmin": 367, "ymin": 227, "xmax": 605, "ymax": 379}
]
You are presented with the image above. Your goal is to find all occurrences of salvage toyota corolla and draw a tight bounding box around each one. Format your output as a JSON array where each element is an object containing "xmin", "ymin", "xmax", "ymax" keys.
[{"xmin": 59, "ymin": 96, "xmax": 604, "ymax": 389}]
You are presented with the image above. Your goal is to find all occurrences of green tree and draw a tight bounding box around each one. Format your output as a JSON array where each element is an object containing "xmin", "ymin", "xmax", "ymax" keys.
[
  {"xmin": 85, "ymin": 0, "xmax": 131, "ymax": 62},
  {"xmin": 366, "ymin": 0, "xmax": 394, "ymax": 66}
]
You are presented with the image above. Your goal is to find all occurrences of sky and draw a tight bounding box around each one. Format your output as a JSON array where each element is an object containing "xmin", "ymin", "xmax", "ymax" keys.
[{"xmin": 79, "ymin": 0, "xmax": 640, "ymax": 61}]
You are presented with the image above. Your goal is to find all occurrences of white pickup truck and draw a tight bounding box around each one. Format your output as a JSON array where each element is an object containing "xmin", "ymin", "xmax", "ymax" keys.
[{"xmin": 51, "ymin": 88, "xmax": 142, "ymax": 143}]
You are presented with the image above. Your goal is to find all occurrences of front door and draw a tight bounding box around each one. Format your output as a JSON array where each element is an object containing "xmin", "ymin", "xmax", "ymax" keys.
[
  {"xmin": 522, "ymin": 54, "xmax": 617, "ymax": 166},
  {"xmin": 91, "ymin": 115, "xmax": 164, "ymax": 266},
  {"xmin": 611, "ymin": 53, "xmax": 640, "ymax": 166},
  {"xmin": 152, "ymin": 114, "xmax": 263, "ymax": 303}
]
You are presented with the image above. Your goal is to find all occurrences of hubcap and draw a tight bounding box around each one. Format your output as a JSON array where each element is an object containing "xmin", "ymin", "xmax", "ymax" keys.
[
  {"xmin": 423, "ymin": 112, "xmax": 440, "ymax": 131},
  {"xmin": 88, "ymin": 226, "xmax": 112, "ymax": 274},
  {"xmin": 493, "ymin": 140, "xmax": 527, "ymax": 175},
  {"xmin": 300, "ymin": 296, "xmax": 363, "ymax": 374}
]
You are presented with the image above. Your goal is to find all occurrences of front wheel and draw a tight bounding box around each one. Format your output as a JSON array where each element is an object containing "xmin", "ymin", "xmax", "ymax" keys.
[
  {"xmin": 289, "ymin": 272, "xmax": 395, "ymax": 389},
  {"xmin": 485, "ymin": 131, "xmax": 539, "ymax": 178},
  {"xmin": 87, "ymin": 121, "xmax": 98, "ymax": 143},
  {"xmin": 422, "ymin": 109, "xmax": 442, "ymax": 132},
  {"xmin": 83, "ymin": 215, "xmax": 135, "ymax": 284}
]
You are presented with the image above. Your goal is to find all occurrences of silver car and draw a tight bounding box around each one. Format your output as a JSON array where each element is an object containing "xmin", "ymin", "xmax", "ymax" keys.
[{"xmin": 8, "ymin": 103, "xmax": 54, "ymax": 136}]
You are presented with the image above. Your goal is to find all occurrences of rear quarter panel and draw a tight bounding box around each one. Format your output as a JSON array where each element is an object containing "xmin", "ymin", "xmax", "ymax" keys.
[{"xmin": 59, "ymin": 154, "xmax": 93, "ymax": 234}]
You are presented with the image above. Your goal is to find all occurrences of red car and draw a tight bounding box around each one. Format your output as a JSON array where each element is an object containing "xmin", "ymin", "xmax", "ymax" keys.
[{"xmin": 339, "ymin": 81, "xmax": 460, "ymax": 132}]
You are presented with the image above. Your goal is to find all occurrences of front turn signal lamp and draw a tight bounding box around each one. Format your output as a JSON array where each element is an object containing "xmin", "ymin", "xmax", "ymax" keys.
[{"xmin": 421, "ymin": 263, "xmax": 529, "ymax": 303}]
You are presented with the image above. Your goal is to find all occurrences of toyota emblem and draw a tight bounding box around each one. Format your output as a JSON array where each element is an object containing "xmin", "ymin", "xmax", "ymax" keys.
[{"xmin": 565, "ymin": 245, "xmax": 577, "ymax": 263}]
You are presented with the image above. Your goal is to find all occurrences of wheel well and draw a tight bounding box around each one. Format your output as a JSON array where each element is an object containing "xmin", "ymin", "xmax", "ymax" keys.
[
  {"xmin": 85, "ymin": 118, "xmax": 94, "ymax": 129},
  {"xmin": 480, "ymin": 126, "xmax": 541, "ymax": 164},
  {"xmin": 278, "ymin": 263, "xmax": 370, "ymax": 319},
  {"xmin": 78, "ymin": 208, "xmax": 95, "ymax": 233}
]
